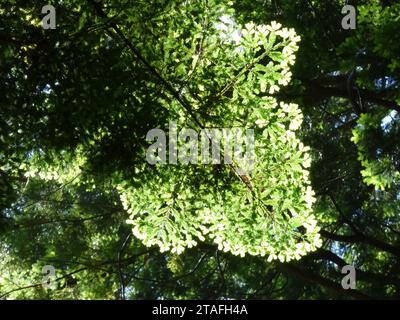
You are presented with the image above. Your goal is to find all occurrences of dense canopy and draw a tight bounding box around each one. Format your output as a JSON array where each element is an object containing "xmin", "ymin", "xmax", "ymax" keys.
[{"xmin": 1, "ymin": 0, "xmax": 400, "ymax": 299}]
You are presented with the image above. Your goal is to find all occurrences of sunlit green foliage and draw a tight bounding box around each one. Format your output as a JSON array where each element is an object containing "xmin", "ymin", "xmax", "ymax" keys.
[{"xmin": 19, "ymin": 2, "xmax": 321, "ymax": 262}]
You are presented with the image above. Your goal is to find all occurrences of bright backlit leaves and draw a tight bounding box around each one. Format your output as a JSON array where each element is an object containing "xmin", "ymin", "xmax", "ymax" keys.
[{"xmin": 24, "ymin": 2, "xmax": 322, "ymax": 262}]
